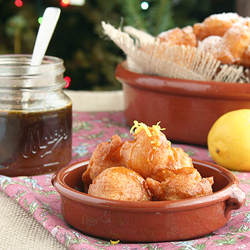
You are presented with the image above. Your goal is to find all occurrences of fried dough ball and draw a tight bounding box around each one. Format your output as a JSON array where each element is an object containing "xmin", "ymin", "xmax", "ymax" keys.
[
  {"xmin": 82, "ymin": 121, "xmax": 214, "ymax": 201},
  {"xmin": 146, "ymin": 167, "xmax": 214, "ymax": 201},
  {"xmin": 120, "ymin": 121, "xmax": 180, "ymax": 179},
  {"xmin": 82, "ymin": 121, "xmax": 177, "ymax": 187},
  {"xmin": 198, "ymin": 22, "xmax": 250, "ymax": 64},
  {"xmin": 218, "ymin": 22, "xmax": 250, "ymax": 63},
  {"xmin": 157, "ymin": 26, "xmax": 197, "ymax": 47},
  {"xmin": 88, "ymin": 167, "xmax": 152, "ymax": 201},
  {"xmin": 83, "ymin": 122, "xmax": 194, "ymax": 186},
  {"xmin": 82, "ymin": 134, "xmax": 123, "ymax": 187},
  {"xmin": 151, "ymin": 147, "xmax": 193, "ymax": 182},
  {"xmin": 197, "ymin": 35, "xmax": 235, "ymax": 64},
  {"xmin": 149, "ymin": 147, "xmax": 194, "ymax": 182},
  {"xmin": 197, "ymin": 35, "xmax": 222, "ymax": 53},
  {"xmin": 239, "ymin": 45, "xmax": 250, "ymax": 68},
  {"xmin": 171, "ymin": 147, "xmax": 193, "ymax": 169},
  {"xmin": 193, "ymin": 12, "xmax": 242, "ymax": 41}
]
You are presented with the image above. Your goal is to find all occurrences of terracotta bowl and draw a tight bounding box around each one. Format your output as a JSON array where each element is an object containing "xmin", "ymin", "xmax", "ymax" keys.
[
  {"xmin": 52, "ymin": 159, "xmax": 245, "ymax": 243},
  {"xmin": 115, "ymin": 61, "xmax": 250, "ymax": 145}
]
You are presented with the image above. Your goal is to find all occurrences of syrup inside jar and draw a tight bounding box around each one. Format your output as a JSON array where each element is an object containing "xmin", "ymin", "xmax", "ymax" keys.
[{"xmin": 0, "ymin": 55, "xmax": 72, "ymax": 176}]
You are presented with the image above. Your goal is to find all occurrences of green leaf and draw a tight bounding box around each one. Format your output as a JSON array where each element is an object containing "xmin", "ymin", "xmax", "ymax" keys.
[
  {"xmin": 194, "ymin": 243, "xmax": 206, "ymax": 250},
  {"xmin": 214, "ymin": 236, "xmax": 237, "ymax": 245}
]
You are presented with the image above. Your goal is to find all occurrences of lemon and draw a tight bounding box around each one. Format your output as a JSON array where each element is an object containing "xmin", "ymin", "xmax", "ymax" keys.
[{"xmin": 207, "ymin": 109, "xmax": 250, "ymax": 171}]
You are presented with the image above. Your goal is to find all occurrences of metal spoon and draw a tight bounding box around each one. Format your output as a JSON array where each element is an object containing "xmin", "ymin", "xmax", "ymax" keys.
[{"xmin": 31, "ymin": 7, "xmax": 61, "ymax": 66}]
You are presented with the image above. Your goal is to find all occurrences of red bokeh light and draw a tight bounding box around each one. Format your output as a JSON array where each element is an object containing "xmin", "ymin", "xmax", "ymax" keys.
[
  {"xmin": 60, "ymin": 0, "xmax": 70, "ymax": 7},
  {"xmin": 15, "ymin": 0, "xmax": 23, "ymax": 7},
  {"xmin": 64, "ymin": 76, "xmax": 71, "ymax": 88}
]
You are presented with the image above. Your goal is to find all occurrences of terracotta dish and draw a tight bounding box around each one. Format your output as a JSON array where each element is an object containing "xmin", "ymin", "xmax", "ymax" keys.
[
  {"xmin": 115, "ymin": 61, "xmax": 250, "ymax": 145},
  {"xmin": 52, "ymin": 159, "xmax": 245, "ymax": 243}
]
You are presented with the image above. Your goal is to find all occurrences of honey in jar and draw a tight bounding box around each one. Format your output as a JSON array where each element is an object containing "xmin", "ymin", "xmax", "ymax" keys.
[{"xmin": 0, "ymin": 55, "xmax": 72, "ymax": 176}]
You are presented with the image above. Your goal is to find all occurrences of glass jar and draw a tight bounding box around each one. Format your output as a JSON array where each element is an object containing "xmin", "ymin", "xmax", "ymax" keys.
[{"xmin": 0, "ymin": 55, "xmax": 72, "ymax": 176}]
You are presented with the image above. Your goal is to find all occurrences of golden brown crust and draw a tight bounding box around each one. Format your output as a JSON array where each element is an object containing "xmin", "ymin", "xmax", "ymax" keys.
[
  {"xmin": 88, "ymin": 167, "xmax": 152, "ymax": 201},
  {"xmin": 198, "ymin": 22, "xmax": 250, "ymax": 65},
  {"xmin": 155, "ymin": 13, "xmax": 250, "ymax": 68},
  {"xmin": 239, "ymin": 45, "xmax": 250, "ymax": 68},
  {"xmin": 193, "ymin": 13, "xmax": 241, "ymax": 41},
  {"xmin": 82, "ymin": 134, "xmax": 123, "ymax": 184},
  {"xmin": 120, "ymin": 127, "xmax": 178, "ymax": 179},
  {"xmin": 146, "ymin": 167, "xmax": 214, "ymax": 201},
  {"xmin": 157, "ymin": 26, "xmax": 197, "ymax": 47},
  {"xmin": 82, "ymin": 121, "xmax": 214, "ymax": 201}
]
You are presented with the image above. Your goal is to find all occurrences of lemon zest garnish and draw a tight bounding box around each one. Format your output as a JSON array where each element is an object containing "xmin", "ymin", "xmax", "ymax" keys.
[
  {"xmin": 130, "ymin": 120, "xmax": 152, "ymax": 137},
  {"xmin": 152, "ymin": 121, "xmax": 166, "ymax": 133},
  {"xmin": 130, "ymin": 121, "xmax": 165, "ymax": 136},
  {"xmin": 130, "ymin": 121, "xmax": 166, "ymax": 149},
  {"xmin": 110, "ymin": 240, "xmax": 120, "ymax": 245}
]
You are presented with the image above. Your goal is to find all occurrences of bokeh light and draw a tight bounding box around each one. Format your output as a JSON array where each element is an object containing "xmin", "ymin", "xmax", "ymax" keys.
[
  {"xmin": 15, "ymin": 0, "xmax": 23, "ymax": 7},
  {"xmin": 64, "ymin": 76, "xmax": 71, "ymax": 88},
  {"xmin": 141, "ymin": 1, "xmax": 149, "ymax": 10},
  {"xmin": 70, "ymin": 0, "xmax": 85, "ymax": 5},
  {"xmin": 60, "ymin": 0, "xmax": 70, "ymax": 7},
  {"xmin": 38, "ymin": 17, "xmax": 43, "ymax": 24}
]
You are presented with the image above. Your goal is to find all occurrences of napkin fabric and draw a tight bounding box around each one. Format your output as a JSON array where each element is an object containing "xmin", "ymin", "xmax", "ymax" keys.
[{"xmin": 0, "ymin": 111, "xmax": 249, "ymax": 250}]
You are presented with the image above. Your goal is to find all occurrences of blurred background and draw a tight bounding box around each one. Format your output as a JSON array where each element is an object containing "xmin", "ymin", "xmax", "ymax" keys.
[{"xmin": 0, "ymin": 0, "xmax": 246, "ymax": 91}]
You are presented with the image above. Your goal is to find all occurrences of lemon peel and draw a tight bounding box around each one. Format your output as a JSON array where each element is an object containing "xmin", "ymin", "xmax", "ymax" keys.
[
  {"xmin": 110, "ymin": 240, "xmax": 120, "ymax": 245},
  {"xmin": 130, "ymin": 120, "xmax": 166, "ymax": 150},
  {"xmin": 130, "ymin": 120, "xmax": 166, "ymax": 149},
  {"xmin": 130, "ymin": 120, "xmax": 165, "ymax": 136},
  {"xmin": 130, "ymin": 120, "xmax": 152, "ymax": 136}
]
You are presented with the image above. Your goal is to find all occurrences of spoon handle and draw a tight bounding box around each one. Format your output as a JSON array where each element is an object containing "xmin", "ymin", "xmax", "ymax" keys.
[{"xmin": 31, "ymin": 7, "xmax": 61, "ymax": 66}]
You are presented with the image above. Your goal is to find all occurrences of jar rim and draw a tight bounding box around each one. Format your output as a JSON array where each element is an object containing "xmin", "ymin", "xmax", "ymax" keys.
[
  {"xmin": 0, "ymin": 55, "xmax": 65, "ymax": 88},
  {"xmin": 0, "ymin": 54, "xmax": 65, "ymax": 76}
]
